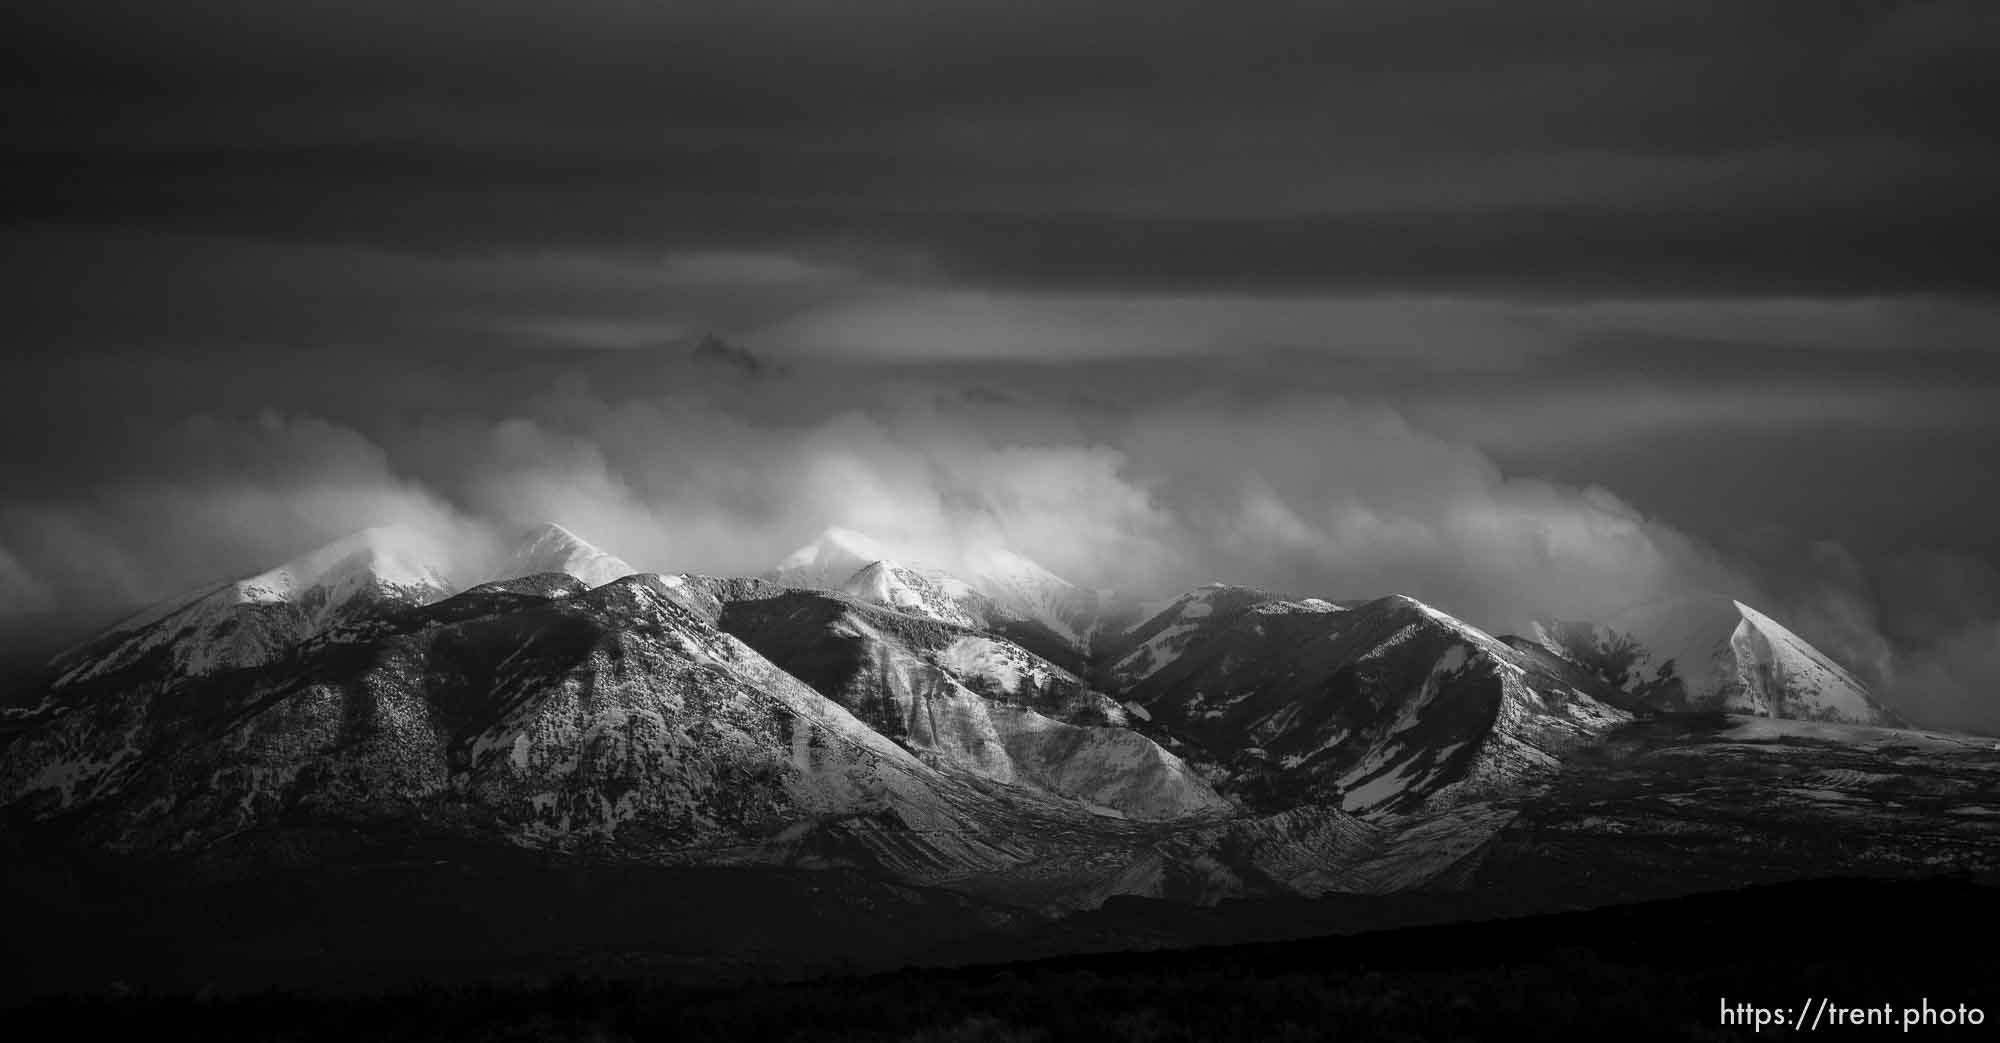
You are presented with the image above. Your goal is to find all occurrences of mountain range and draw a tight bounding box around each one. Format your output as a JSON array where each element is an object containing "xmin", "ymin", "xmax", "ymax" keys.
[{"xmin": 2, "ymin": 521, "xmax": 1994, "ymax": 988}]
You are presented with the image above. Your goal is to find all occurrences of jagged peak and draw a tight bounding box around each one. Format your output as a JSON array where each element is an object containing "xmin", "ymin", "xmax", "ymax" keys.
[
  {"xmin": 506, "ymin": 521, "xmax": 636, "ymax": 589},
  {"xmin": 844, "ymin": 557, "xmax": 938, "ymax": 584},
  {"xmin": 841, "ymin": 558, "xmax": 982, "ymax": 626},
  {"xmin": 842, "ymin": 557, "xmax": 912, "ymax": 591},
  {"xmin": 1532, "ymin": 595, "xmax": 1894, "ymax": 726}
]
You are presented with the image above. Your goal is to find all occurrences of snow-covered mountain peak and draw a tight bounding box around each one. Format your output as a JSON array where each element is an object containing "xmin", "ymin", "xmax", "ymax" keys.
[
  {"xmin": 506, "ymin": 522, "xmax": 636, "ymax": 588},
  {"xmin": 841, "ymin": 559, "xmax": 982, "ymax": 627},
  {"xmin": 769, "ymin": 527, "xmax": 898, "ymax": 590},
  {"xmin": 1725, "ymin": 599, "xmax": 1887, "ymax": 722},
  {"xmin": 769, "ymin": 528, "xmax": 1101, "ymax": 647},
  {"xmin": 49, "ymin": 525, "xmax": 461, "ymax": 689},
  {"xmin": 1533, "ymin": 595, "xmax": 1897, "ymax": 727},
  {"xmin": 233, "ymin": 524, "xmax": 451, "ymax": 608},
  {"xmin": 103, "ymin": 525, "xmax": 442, "ymax": 637}
]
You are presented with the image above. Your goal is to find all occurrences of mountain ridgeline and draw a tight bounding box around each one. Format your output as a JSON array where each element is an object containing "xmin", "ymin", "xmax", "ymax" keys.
[{"xmin": 3, "ymin": 522, "xmax": 1991, "ymax": 985}]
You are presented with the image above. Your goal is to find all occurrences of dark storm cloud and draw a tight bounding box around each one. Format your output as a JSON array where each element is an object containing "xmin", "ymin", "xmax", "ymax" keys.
[
  {"xmin": 6, "ymin": 0, "xmax": 1997, "ymax": 296},
  {"xmin": 12, "ymin": 1, "xmax": 1991, "ymax": 147}
]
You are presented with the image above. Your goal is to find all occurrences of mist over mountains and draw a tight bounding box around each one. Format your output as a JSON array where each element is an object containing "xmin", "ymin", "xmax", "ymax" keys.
[{"xmin": 3, "ymin": 340, "xmax": 1991, "ymax": 736}]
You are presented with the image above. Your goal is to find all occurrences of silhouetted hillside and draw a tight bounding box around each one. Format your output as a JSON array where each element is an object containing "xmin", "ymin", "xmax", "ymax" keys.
[{"xmin": 7, "ymin": 878, "xmax": 1996, "ymax": 1041}]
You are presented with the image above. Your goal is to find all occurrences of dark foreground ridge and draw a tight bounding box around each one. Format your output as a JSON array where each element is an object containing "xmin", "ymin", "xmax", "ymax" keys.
[{"xmin": 7, "ymin": 877, "xmax": 1997, "ymax": 1041}]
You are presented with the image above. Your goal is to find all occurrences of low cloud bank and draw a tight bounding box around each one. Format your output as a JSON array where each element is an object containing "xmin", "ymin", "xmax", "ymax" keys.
[{"xmin": 2, "ymin": 361, "xmax": 1993, "ymax": 734}]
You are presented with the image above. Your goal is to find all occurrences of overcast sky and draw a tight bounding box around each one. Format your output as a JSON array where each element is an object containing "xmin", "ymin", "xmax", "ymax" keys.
[{"xmin": 3, "ymin": 1, "xmax": 1997, "ymax": 731}]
